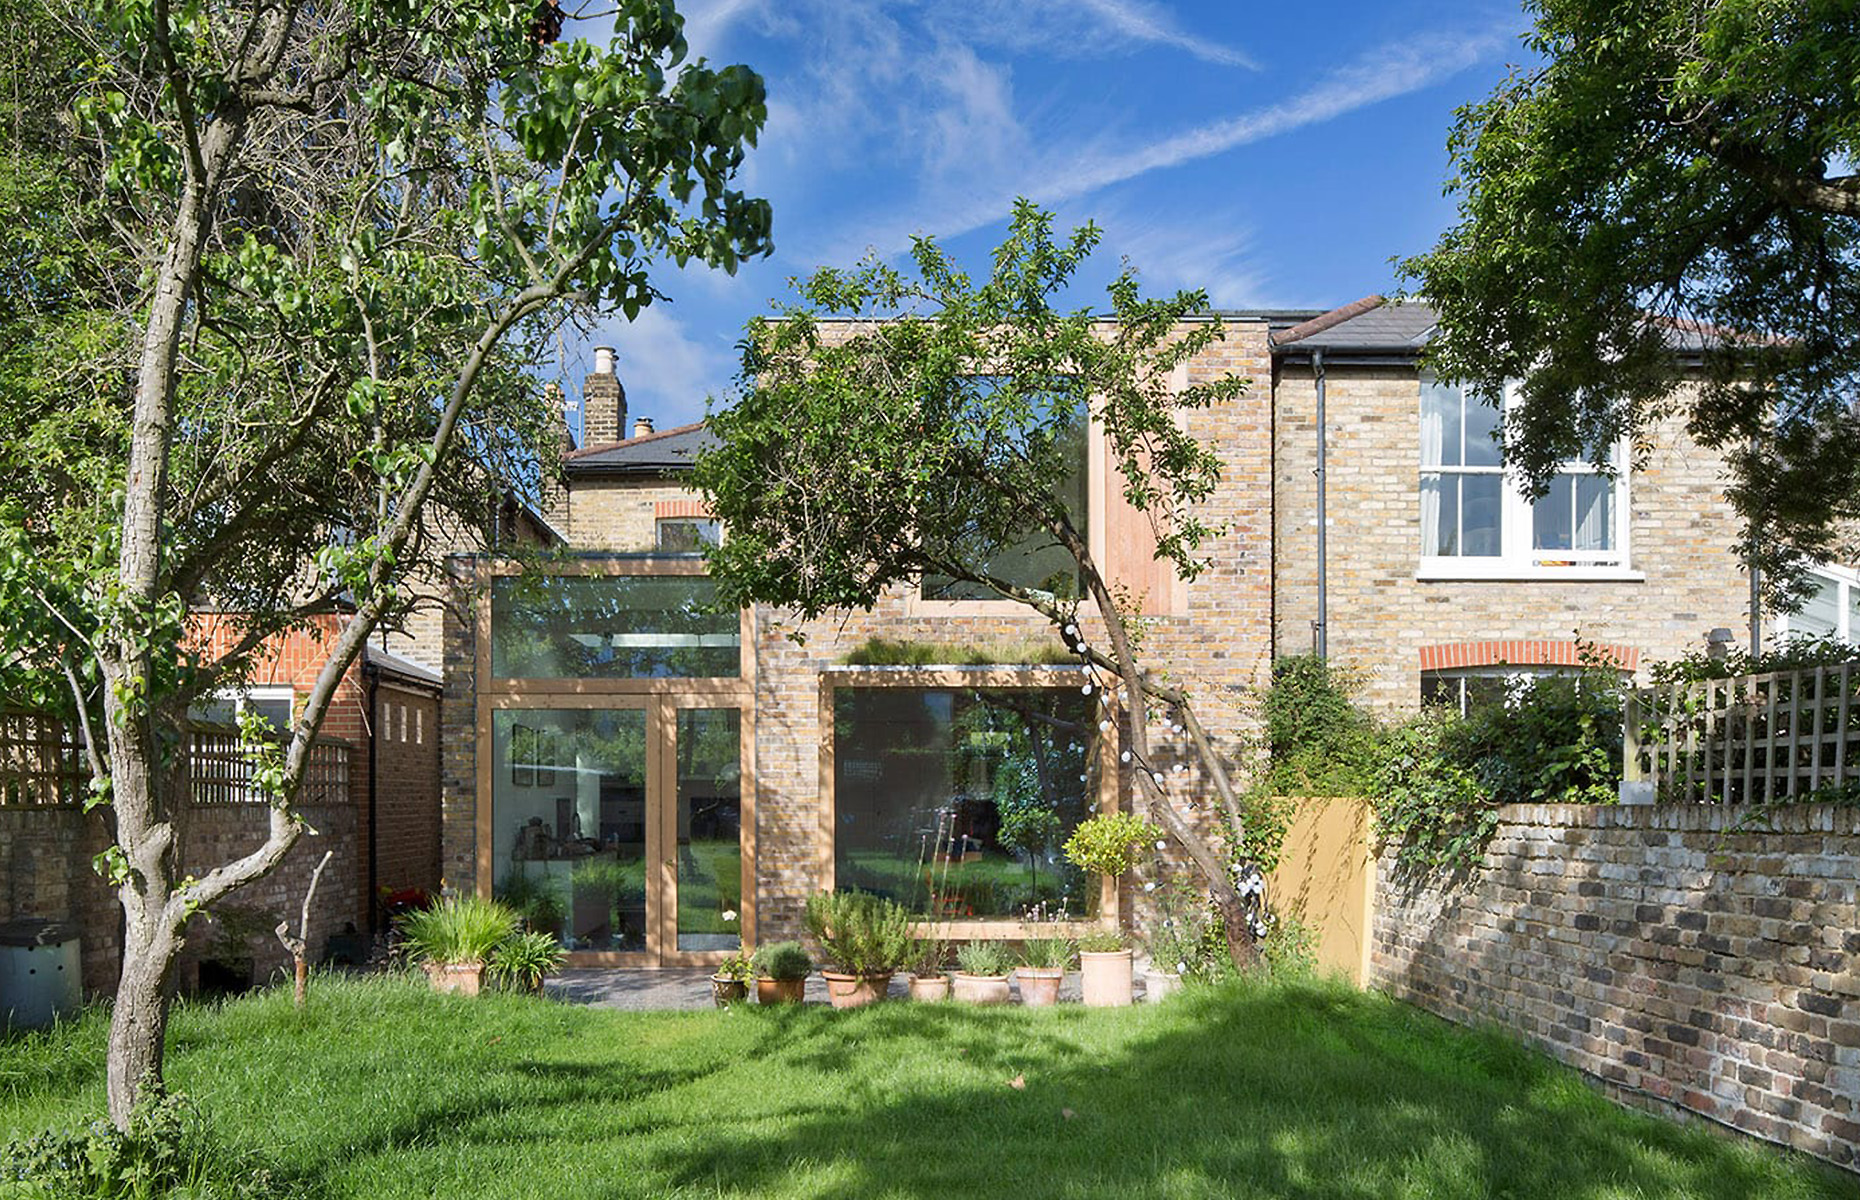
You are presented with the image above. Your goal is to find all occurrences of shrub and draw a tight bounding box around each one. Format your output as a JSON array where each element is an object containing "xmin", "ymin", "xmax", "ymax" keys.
[
  {"xmin": 397, "ymin": 895, "xmax": 518, "ymax": 966},
  {"xmin": 1063, "ymin": 812, "xmax": 1161, "ymax": 879},
  {"xmin": 1372, "ymin": 711, "xmax": 1496, "ymax": 872},
  {"xmin": 1262, "ymin": 654, "xmax": 1383, "ymax": 796},
  {"xmin": 803, "ymin": 891, "xmax": 913, "ymax": 975},
  {"xmin": 1076, "ymin": 929, "xmax": 1127, "ymax": 953},
  {"xmin": 1649, "ymin": 631, "xmax": 1858, "ymax": 685},
  {"xmin": 751, "ymin": 940, "xmax": 812, "ymax": 981},
  {"xmin": 954, "ymin": 942, "xmax": 1013, "ymax": 977},
  {"xmin": 1145, "ymin": 881, "xmax": 1212, "ymax": 978},
  {"xmin": 1018, "ymin": 937, "xmax": 1075, "ymax": 970},
  {"xmin": 487, "ymin": 930, "xmax": 566, "ymax": 991},
  {"xmin": 1258, "ymin": 909, "xmax": 1319, "ymax": 979}
]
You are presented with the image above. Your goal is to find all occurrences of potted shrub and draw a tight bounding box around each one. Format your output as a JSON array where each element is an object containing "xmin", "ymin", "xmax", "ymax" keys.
[
  {"xmin": 712, "ymin": 948, "xmax": 752, "ymax": 1007},
  {"xmin": 1063, "ymin": 812, "xmax": 1160, "ymax": 1008},
  {"xmin": 1143, "ymin": 881, "xmax": 1208, "ymax": 1002},
  {"xmin": 1076, "ymin": 930, "xmax": 1134, "ymax": 1007},
  {"xmin": 950, "ymin": 942, "xmax": 1014, "ymax": 1004},
  {"xmin": 804, "ymin": 891, "xmax": 911, "ymax": 1008},
  {"xmin": 751, "ymin": 940, "xmax": 810, "ymax": 1004},
  {"xmin": 905, "ymin": 937, "xmax": 950, "ymax": 1002},
  {"xmin": 488, "ymin": 929, "xmax": 567, "ymax": 995},
  {"xmin": 398, "ymin": 895, "xmax": 519, "ymax": 996},
  {"xmin": 1016, "ymin": 937, "xmax": 1073, "ymax": 1007}
]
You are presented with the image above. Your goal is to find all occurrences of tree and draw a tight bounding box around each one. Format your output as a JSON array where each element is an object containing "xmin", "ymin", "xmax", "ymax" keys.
[
  {"xmin": 1402, "ymin": 0, "xmax": 1860, "ymax": 598},
  {"xmin": 693, "ymin": 201, "xmax": 1265, "ymax": 960},
  {"xmin": 0, "ymin": 0, "xmax": 770, "ymax": 1127}
]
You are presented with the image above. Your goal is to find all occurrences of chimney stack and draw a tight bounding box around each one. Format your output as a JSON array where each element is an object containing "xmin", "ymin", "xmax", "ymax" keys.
[
  {"xmin": 582, "ymin": 346, "xmax": 626, "ymax": 445},
  {"xmin": 633, "ymin": 417, "xmax": 655, "ymax": 439}
]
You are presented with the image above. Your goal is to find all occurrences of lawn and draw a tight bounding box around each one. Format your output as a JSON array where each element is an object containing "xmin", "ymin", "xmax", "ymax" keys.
[{"xmin": 1, "ymin": 975, "xmax": 1853, "ymax": 1200}]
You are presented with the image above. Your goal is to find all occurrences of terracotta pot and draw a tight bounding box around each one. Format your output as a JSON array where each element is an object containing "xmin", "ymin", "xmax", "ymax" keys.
[
  {"xmin": 950, "ymin": 972, "xmax": 1012, "ymax": 1004},
  {"xmin": 757, "ymin": 976, "xmax": 807, "ymax": 1005},
  {"xmin": 711, "ymin": 975, "xmax": 749, "ymax": 1007},
  {"xmin": 424, "ymin": 960, "xmax": 485, "ymax": 997},
  {"xmin": 1016, "ymin": 966, "xmax": 1064, "ymax": 1007},
  {"xmin": 821, "ymin": 970, "xmax": 891, "ymax": 1009},
  {"xmin": 908, "ymin": 974, "xmax": 951, "ymax": 1002},
  {"xmin": 1142, "ymin": 968, "xmax": 1183, "ymax": 1002},
  {"xmin": 1079, "ymin": 950, "xmax": 1133, "ymax": 1007}
]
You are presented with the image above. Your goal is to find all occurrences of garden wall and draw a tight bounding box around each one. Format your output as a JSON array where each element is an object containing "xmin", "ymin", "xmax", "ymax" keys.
[
  {"xmin": 1266, "ymin": 795, "xmax": 1374, "ymax": 985},
  {"xmin": 1372, "ymin": 802, "xmax": 1860, "ymax": 1171},
  {"xmin": 0, "ymin": 801, "xmax": 358, "ymax": 996}
]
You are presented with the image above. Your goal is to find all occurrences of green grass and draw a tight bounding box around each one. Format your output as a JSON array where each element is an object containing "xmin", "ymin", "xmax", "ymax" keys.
[{"xmin": 1, "ymin": 975, "xmax": 1853, "ymax": 1199}]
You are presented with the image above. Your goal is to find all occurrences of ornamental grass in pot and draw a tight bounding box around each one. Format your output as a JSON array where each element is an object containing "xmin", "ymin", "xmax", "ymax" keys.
[
  {"xmin": 751, "ymin": 940, "xmax": 811, "ymax": 1004},
  {"xmin": 950, "ymin": 942, "xmax": 1014, "ymax": 1004},
  {"xmin": 804, "ymin": 891, "xmax": 911, "ymax": 1008},
  {"xmin": 905, "ymin": 938, "xmax": 950, "ymax": 1002},
  {"xmin": 398, "ymin": 895, "xmax": 519, "ymax": 996},
  {"xmin": 1063, "ymin": 813, "xmax": 1160, "ymax": 1008},
  {"xmin": 1015, "ymin": 937, "xmax": 1073, "ymax": 1007},
  {"xmin": 487, "ymin": 929, "xmax": 567, "ymax": 995}
]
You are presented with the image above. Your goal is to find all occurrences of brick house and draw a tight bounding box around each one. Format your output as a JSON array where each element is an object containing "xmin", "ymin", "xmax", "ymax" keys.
[{"xmin": 436, "ymin": 305, "xmax": 1785, "ymax": 968}]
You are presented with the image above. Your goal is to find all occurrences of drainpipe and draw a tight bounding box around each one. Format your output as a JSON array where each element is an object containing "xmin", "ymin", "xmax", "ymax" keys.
[
  {"xmin": 1313, "ymin": 348, "xmax": 1328, "ymax": 659},
  {"xmin": 1747, "ymin": 432, "xmax": 1762, "ymax": 657}
]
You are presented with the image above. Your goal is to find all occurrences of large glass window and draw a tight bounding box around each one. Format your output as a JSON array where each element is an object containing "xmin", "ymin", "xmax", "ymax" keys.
[
  {"xmin": 1779, "ymin": 565, "xmax": 1860, "ymax": 643},
  {"xmin": 833, "ymin": 686, "xmax": 1100, "ymax": 920},
  {"xmin": 1420, "ymin": 378, "xmax": 1627, "ymax": 571},
  {"xmin": 493, "ymin": 708, "xmax": 649, "ymax": 952},
  {"xmin": 922, "ymin": 380, "xmax": 1089, "ymax": 601},
  {"xmin": 674, "ymin": 708, "xmax": 743, "ymax": 952},
  {"xmin": 491, "ymin": 574, "xmax": 739, "ymax": 679}
]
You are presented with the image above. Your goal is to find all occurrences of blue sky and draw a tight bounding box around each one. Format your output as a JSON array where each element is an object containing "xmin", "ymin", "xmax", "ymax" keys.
[{"xmin": 567, "ymin": 0, "xmax": 1539, "ymax": 438}]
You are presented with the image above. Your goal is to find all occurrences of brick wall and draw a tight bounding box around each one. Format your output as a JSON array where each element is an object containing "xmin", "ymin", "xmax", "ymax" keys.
[
  {"xmin": 561, "ymin": 478, "xmax": 696, "ymax": 550},
  {"xmin": 1273, "ymin": 364, "xmax": 1755, "ymax": 710},
  {"xmin": 373, "ymin": 684, "xmax": 441, "ymax": 901},
  {"xmin": 0, "ymin": 801, "xmax": 357, "ymax": 995},
  {"xmin": 1372, "ymin": 803, "xmax": 1860, "ymax": 1171}
]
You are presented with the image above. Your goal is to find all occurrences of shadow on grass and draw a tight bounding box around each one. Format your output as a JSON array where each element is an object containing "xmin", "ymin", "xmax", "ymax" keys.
[{"xmin": 646, "ymin": 982, "xmax": 1854, "ymax": 1200}]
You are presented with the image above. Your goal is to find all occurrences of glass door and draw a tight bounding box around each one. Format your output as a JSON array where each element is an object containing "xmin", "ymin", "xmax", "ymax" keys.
[
  {"xmin": 666, "ymin": 707, "xmax": 745, "ymax": 958},
  {"xmin": 491, "ymin": 705, "xmax": 653, "ymax": 958}
]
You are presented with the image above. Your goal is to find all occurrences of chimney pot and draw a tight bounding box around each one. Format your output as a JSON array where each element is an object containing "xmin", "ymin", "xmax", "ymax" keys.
[
  {"xmin": 633, "ymin": 417, "xmax": 655, "ymax": 438},
  {"xmin": 593, "ymin": 346, "xmax": 616, "ymax": 376}
]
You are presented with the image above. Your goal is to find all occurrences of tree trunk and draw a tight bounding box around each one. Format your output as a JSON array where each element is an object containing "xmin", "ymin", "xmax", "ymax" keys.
[{"xmin": 106, "ymin": 900, "xmax": 178, "ymax": 1127}]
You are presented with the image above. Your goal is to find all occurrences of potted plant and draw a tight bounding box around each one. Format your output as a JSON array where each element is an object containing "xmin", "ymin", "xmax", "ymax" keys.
[
  {"xmin": 905, "ymin": 937, "xmax": 950, "ymax": 1002},
  {"xmin": 712, "ymin": 949, "xmax": 752, "ymax": 1007},
  {"xmin": 1142, "ymin": 881, "xmax": 1208, "ymax": 1002},
  {"xmin": 398, "ymin": 894, "xmax": 519, "ymax": 996},
  {"xmin": 1063, "ymin": 812, "xmax": 1160, "ymax": 1008},
  {"xmin": 804, "ymin": 891, "xmax": 911, "ymax": 1008},
  {"xmin": 1076, "ymin": 930, "xmax": 1133, "ymax": 1006},
  {"xmin": 950, "ymin": 942, "xmax": 1014, "ymax": 1004},
  {"xmin": 1016, "ymin": 937, "xmax": 1073, "ymax": 1007},
  {"xmin": 487, "ymin": 929, "xmax": 567, "ymax": 995},
  {"xmin": 751, "ymin": 940, "xmax": 811, "ymax": 1004}
]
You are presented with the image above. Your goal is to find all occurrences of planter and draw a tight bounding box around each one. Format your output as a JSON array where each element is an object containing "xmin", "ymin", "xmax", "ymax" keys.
[
  {"xmin": 423, "ymin": 960, "xmax": 486, "ymax": 997},
  {"xmin": 756, "ymin": 976, "xmax": 807, "ymax": 1005},
  {"xmin": 950, "ymin": 972, "xmax": 1012, "ymax": 1005},
  {"xmin": 1079, "ymin": 950, "xmax": 1134, "ymax": 1008},
  {"xmin": 820, "ymin": 970, "xmax": 892, "ymax": 1009},
  {"xmin": 711, "ymin": 975, "xmax": 749, "ymax": 1007},
  {"xmin": 908, "ymin": 973, "xmax": 951, "ymax": 1002},
  {"xmin": 1142, "ymin": 968, "xmax": 1183, "ymax": 1002},
  {"xmin": 1015, "ymin": 966, "xmax": 1064, "ymax": 1007}
]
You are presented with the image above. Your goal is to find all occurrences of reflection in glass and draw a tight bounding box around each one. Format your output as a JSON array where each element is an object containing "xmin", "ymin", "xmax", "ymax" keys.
[
  {"xmin": 1461, "ymin": 475, "xmax": 1503, "ymax": 556},
  {"xmin": 1534, "ymin": 474, "xmax": 1615, "ymax": 553},
  {"xmin": 493, "ymin": 709, "xmax": 648, "ymax": 952},
  {"xmin": 833, "ymin": 687, "xmax": 1099, "ymax": 920},
  {"xmin": 675, "ymin": 709, "xmax": 743, "ymax": 952},
  {"xmin": 1796, "ymin": 577, "xmax": 1842, "ymax": 638},
  {"xmin": 491, "ymin": 574, "xmax": 739, "ymax": 679}
]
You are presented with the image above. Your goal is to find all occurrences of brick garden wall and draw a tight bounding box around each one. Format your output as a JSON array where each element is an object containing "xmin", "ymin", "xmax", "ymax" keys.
[
  {"xmin": 1372, "ymin": 803, "xmax": 1860, "ymax": 1171},
  {"xmin": 0, "ymin": 801, "xmax": 358, "ymax": 996},
  {"xmin": 374, "ymin": 684, "xmax": 442, "ymax": 901}
]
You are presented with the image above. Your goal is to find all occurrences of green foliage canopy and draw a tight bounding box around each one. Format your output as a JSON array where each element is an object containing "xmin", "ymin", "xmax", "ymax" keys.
[{"xmin": 1403, "ymin": 0, "xmax": 1860, "ymax": 599}]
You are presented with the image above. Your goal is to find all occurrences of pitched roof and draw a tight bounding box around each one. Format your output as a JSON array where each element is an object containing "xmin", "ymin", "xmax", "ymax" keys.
[
  {"xmin": 1272, "ymin": 296, "xmax": 1438, "ymax": 354},
  {"xmin": 565, "ymin": 421, "xmax": 715, "ymax": 474}
]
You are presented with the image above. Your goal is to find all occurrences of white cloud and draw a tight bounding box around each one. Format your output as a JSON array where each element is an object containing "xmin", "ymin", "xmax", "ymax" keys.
[
  {"xmin": 1107, "ymin": 217, "xmax": 1271, "ymax": 311},
  {"xmin": 820, "ymin": 25, "xmax": 1513, "ymax": 260},
  {"xmin": 1066, "ymin": 0, "xmax": 1256, "ymax": 68}
]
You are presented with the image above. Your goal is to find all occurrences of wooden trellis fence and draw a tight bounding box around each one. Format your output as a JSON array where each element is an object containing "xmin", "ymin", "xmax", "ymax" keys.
[
  {"xmin": 1623, "ymin": 663, "xmax": 1859, "ymax": 803},
  {"xmin": 0, "ymin": 711, "xmax": 349, "ymax": 808}
]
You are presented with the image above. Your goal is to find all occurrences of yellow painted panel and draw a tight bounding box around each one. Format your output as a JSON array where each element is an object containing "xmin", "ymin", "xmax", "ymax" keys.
[{"xmin": 1266, "ymin": 795, "xmax": 1376, "ymax": 986}]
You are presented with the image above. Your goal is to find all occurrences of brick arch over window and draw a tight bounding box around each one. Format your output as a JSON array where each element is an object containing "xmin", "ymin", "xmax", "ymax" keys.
[{"xmin": 1418, "ymin": 640, "xmax": 1639, "ymax": 673}]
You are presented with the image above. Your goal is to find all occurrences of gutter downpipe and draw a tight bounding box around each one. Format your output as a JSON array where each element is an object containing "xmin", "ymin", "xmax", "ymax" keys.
[{"xmin": 1314, "ymin": 347, "xmax": 1328, "ymax": 659}]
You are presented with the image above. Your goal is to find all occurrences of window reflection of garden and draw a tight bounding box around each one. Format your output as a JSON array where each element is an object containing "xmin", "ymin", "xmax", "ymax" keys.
[
  {"xmin": 834, "ymin": 686, "xmax": 1099, "ymax": 919},
  {"xmin": 676, "ymin": 708, "xmax": 743, "ymax": 951},
  {"xmin": 490, "ymin": 574, "xmax": 740, "ymax": 679},
  {"xmin": 493, "ymin": 709, "xmax": 651, "ymax": 952}
]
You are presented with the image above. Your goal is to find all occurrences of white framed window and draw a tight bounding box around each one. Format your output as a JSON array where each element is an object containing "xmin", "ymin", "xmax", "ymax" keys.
[
  {"xmin": 1775, "ymin": 563, "xmax": 1860, "ymax": 643},
  {"xmin": 1418, "ymin": 378, "xmax": 1635, "ymax": 580},
  {"xmin": 190, "ymin": 685, "xmax": 295, "ymax": 733}
]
